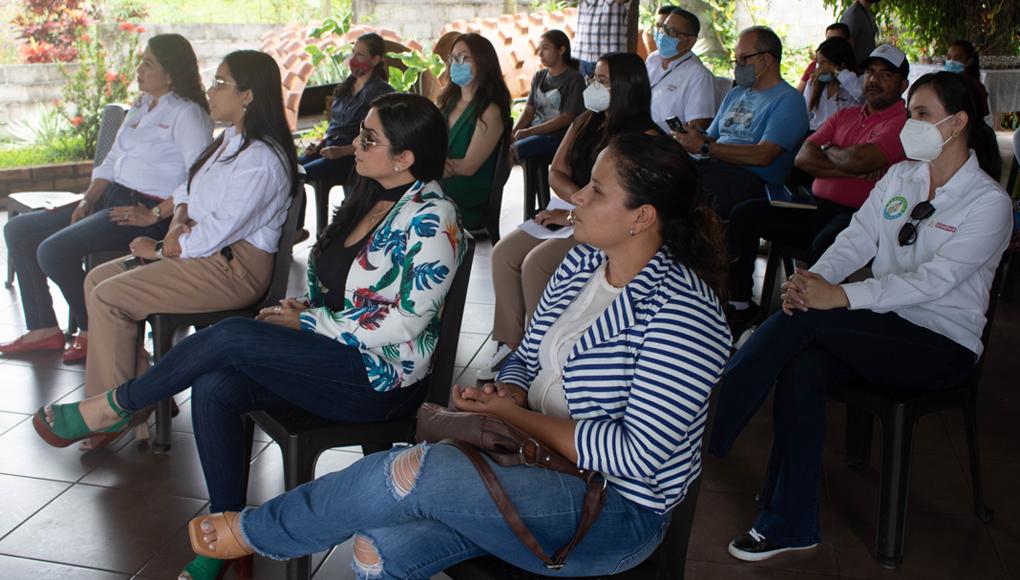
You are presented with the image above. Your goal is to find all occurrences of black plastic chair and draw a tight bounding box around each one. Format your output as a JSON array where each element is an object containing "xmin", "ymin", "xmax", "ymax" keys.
[
  {"xmin": 247, "ymin": 236, "xmax": 475, "ymax": 580},
  {"xmin": 827, "ymin": 256, "xmax": 1006, "ymax": 569},
  {"xmin": 1002, "ymin": 155, "xmax": 1018, "ymax": 302},
  {"xmin": 522, "ymin": 156, "xmax": 553, "ymax": 221},
  {"xmin": 484, "ymin": 141, "xmax": 514, "ymax": 245},
  {"xmin": 310, "ymin": 173, "xmax": 347, "ymax": 237},
  {"xmin": 443, "ymin": 478, "xmax": 702, "ymax": 580},
  {"xmin": 758, "ymin": 241, "xmax": 811, "ymax": 316},
  {"xmin": 147, "ymin": 184, "xmax": 306, "ymax": 452}
]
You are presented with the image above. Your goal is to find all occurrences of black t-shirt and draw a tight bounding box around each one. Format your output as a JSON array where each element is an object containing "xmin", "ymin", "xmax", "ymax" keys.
[
  {"xmin": 526, "ymin": 68, "xmax": 586, "ymax": 139},
  {"xmin": 316, "ymin": 182, "xmax": 413, "ymax": 312},
  {"xmin": 570, "ymin": 113, "xmax": 661, "ymax": 186}
]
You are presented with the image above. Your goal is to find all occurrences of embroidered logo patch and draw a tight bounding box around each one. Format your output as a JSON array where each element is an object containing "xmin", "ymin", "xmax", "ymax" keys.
[{"xmin": 883, "ymin": 195, "xmax": 909, "ymax": 220}]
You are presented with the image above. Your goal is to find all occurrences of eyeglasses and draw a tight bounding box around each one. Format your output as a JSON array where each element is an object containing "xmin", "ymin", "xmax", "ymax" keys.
[
  {"xmin": 356, "ymin": 122, "xmax": 384, "ymax": 152},
  {"xmin": 656, "ymin": 23, "xmax": 696, "ymax": 39},
  {"xmin": 733, "ymin": 51, "xmax": 770, "ymax": 66},
  {"xmin": 584, "ymin": 75, "xmax": 610, "ymax": 88},
  {"xmin": 207, "ymin": 78, "xmax": 237, "ymax": 92},
  {"xmin": 897, "ymin": 200, "xmax": 935, "ymax": 246}
]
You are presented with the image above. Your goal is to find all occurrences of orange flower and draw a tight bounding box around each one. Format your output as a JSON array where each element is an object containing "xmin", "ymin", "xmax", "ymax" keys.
[
  {"xmin": 105, "ymin": 71, "xmax": 118, "ymax": 82},
  {"xmin": 118, "ymin": 22, "xmax": 135, "ymax": 31},
  {"xmin": 70, "ymin": 116, "xmax": 83, "ymax": 127},
  {"xmin": 135, "ymin": 26, "xmax": 146, "ymax": 34},
  {"xmin": 80, "ymin": 33, "xmax": 92, "ymax": 43}
]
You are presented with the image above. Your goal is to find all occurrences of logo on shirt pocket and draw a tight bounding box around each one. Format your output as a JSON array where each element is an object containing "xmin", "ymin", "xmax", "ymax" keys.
[{"xmin": 883, "ymin": 195, "xmax": 908, "ymax": 220}]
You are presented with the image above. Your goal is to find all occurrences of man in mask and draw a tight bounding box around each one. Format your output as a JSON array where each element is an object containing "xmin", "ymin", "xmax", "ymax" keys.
[
  {"xmin": 646, "ymin": 7, "xmax": 716, "ymax": 134},
  {"xmin": 674, "ymin": 26, "xmax": 808, "ymax": 220},
  {"xmin": 722, "ymin": 44, "xmax": 909, "ymax": 334},
  {"xmin": 840, "ymin": 0, "xmax": 880, "ymax": 68}
]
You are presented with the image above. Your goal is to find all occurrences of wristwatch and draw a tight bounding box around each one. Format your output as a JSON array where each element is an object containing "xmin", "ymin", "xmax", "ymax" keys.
[
  {"xmin": 700, "ymin": 140, "xmax": 711, "ymax": 157},
  {"xmin": 151, "ymin": 205, "xmax": 162, "ymax": 220}
]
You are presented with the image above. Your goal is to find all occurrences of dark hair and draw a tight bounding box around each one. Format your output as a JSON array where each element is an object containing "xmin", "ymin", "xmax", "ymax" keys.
[
  {"xmin": 569, "ymin": 52, "xmax": 654, "ymax": 171},
  {"xmin": 657, "ymin": 4, "xmax": 678, "ymax": 16},
  {"xmin": 313, "ymin": 93, "xmax": 449, "ymax": 257},
  {"xmin": 540, "ymin": 29, "xmax": 579, "ymax": 70},
  {"xmin": 335, "ymin": 33, "xmax": 390, "ymax": 98},
  {"xmin": 608, "ymin": 133, "xmax": 727, "ymax": 299},
  {"xmin": 907, "ymin": 72, "xmax": 1000, "ymax": 180},
  {"xmin": 147, "ymin": 34, "xmax": 209, "ymax": 113},
  {"xmin": 825, "ymin": 22, "xmax": 851, "ymax": 38},
  {"xmin": 809, "ymin": 37, "xmax": 857, "ymax": 112},
  {"xmin": 436, "ymin": 33, "xmax": 512, "ymax": 154},
  {"xmin": 668, "ymin": 7, "xmax": 700, "ymax": 37},
  {"xmin": 188, "ymin": 51, "xmax": 298, "ymax": 198},
  {"xmin": 950, "ymin": 40, "xmax": 981, "ymax": 79},
  {"xmin": 742, "ymin": 25, "xmax": 783, "ymax": 62}
]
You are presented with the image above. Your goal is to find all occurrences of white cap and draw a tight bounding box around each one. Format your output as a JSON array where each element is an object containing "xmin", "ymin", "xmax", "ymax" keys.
[{"xmin": 863, "ymin": 44, "xmax": 909, "ymax": 76}]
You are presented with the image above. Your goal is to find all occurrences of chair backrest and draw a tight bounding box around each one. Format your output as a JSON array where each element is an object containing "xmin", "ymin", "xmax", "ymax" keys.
[
  {"xmin": 257, "ymin": 169, "xmax": 307, "ymax": 310},
  {"xmin": 424, "ymin": 235, "xmax": 476, "ymax": 407},
  {"xmin": 94, "ymin": 104, "xmax": 130, "ymax": 166},
  {"xmin": 485, "ymin": 141, "xmax": 513, "ymax": 243},
  {"xmin": 976, "ymin": 254, "xmax": 1008, "ymax": 362},
  {"xmin": 713, "ymin": 76, "xmax": 733, "ymax": 112}
]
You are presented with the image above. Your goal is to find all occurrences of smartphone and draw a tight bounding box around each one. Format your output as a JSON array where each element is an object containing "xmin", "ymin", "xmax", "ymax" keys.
[
  {"xmin": 666, "ymin": 116, "xmax": 687, "ymax": 133},
  {"xmin": 545, "ymin": 224, "xmax": 563, "ymax": 232},
  {"xmin": 123, "ymin": 256, "xmax": 149, "ymax": 271}
]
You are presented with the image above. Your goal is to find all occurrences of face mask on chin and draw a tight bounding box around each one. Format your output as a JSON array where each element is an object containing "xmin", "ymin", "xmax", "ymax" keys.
[{"xmin": 899, "ymin": 115, "xmax": 957, "ymax": 162}]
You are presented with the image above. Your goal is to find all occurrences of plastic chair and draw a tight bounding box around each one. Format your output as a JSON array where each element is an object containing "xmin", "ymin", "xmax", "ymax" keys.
[
  {"xmin": 484, "ymin": 141, "xmax": 513, "ymax": 245},
  {"xmin": 247, "ymin": 236, "xmax": 475, "ymax": 580},
  {"xmin": 147, "ymin": 184, "xmax": 306, "ymax": 452},
  {"xmin": 758, "ymin": 241, "xmax": 811, "ymax": 316},
  {"xmin": 310, "ymin": 173, "xmax": 348, "ymax": 237},
  {"xmin": 827, "ymin": 256, "xmax": 1006, "ymax": 568},
  {"xmin": 522, "ymin": 156, "xmax": 553, "ymax": 221}
]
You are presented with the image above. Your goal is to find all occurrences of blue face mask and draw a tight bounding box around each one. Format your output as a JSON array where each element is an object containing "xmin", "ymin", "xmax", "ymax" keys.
[
  {"xmin": 450, "ymin": 62, "xmax": 474, "ymax": 87},
  {"xmin": 944, "ymin": 60, "xmax": 966, "ymax": 74},
  {"xmin": 817, "ymin": 73, "xmax": 834, "ymax": 83},
  {"xmin": 654, "ymin": 30, "xmax": 680, "ymax": 59}
]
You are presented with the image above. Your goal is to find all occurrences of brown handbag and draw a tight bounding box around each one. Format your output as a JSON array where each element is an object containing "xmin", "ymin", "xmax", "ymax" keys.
[{"xmin": 414, "ymin": 402, "xmax": 608, "ymax": 570}]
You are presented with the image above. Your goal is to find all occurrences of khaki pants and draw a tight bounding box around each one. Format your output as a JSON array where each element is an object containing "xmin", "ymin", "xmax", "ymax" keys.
[
  {"xmin": 490, "ymin": 228, "xmax": 578, "ymax": 347},
  {"xmin": 83, "ymin": 240, "xmax": 274, "ymax": 396}
]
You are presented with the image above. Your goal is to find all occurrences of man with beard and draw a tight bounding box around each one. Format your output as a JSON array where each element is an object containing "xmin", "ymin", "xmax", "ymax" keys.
[{"xmin": 722, "ymin": 44, "xmax": 908, "ymax": 335}]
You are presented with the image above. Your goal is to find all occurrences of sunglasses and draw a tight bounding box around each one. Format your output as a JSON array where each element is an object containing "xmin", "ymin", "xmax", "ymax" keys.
[
  {"xmin": 357, "ymin": 122, "xmax": 383, "ymax": 152},
  {"xmin": 897, "ymin": 200, "xmax": 935, "ymax": 246}
]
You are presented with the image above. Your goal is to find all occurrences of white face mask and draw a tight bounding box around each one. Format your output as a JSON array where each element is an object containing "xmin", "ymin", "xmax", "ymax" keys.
[
  {"xmin": 899, "ymin": 115, "xmax": 957, "ymax": 162},
  {"xmin": 582, "ymin": 83, "xmax": 611, "ymax": 113}
]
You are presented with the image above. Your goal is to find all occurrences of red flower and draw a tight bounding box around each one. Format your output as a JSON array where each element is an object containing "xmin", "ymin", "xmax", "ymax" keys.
[
  {"xmin": 104, "ymin": 71, "xmax": 118, "ymax": 82},
  {"xmin": 118, "ymin": 22, "xmax": 135, "ymax": 31},
  {"xmin": 70, "ymin": 116, "xmax": 83, "ymax": 127},
  {"xmin": 80, "ymin": 33, "xmax": 91, "ymax": 43},
  {"xmin": 135, "ymin": 26, "xmax": 145, "ymax": 34}
]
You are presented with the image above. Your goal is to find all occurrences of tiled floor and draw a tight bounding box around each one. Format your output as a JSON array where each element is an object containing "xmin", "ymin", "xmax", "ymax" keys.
[{"xmin": 0, "ymin": 166, "xmax": 1017, "ymax": 579}]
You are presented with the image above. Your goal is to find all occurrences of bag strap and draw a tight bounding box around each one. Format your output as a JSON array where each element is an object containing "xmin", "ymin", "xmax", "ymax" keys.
[{"xmin": 447, "ymin": 440, "xmax": 606, "ymax": 570}]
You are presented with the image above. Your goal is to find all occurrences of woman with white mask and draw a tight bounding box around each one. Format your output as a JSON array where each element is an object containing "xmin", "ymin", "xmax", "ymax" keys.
[
  {"xmin": 479, "ymin": 52, "xmax": 661, "ymax": 381},
  {"xmin": 707, "ymin": 70, "xmax": 1011, "ymax": 562}
]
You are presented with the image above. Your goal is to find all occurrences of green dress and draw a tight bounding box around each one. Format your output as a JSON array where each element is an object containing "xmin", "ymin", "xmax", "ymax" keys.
[{"xmin": 441, "ymin": 101, "xmax": 498, "ymax": 230}]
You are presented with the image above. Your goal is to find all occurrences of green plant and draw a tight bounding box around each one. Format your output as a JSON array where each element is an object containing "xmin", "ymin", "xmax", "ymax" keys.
[
  {"xmin": 387, "ymin": 48, "xmax": 445, "ymax": 94},
  {"xmin": 529, "ymin": 0, "xmax": 572, "ymax": 13},
  {"xmin": 0, "ymin": 132, "xmax": 88, "ymax": 169},
  {"xmin": 305, "ymin": 12, "xmax": 353, "ymax": 86},
  {"xmin": 13, "ymin": 0, "xmax": 94, "ymax": 63}
]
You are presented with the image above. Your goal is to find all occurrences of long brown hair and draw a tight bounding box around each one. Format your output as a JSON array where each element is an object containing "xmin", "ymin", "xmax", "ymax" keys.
[
  {"xmin": 334, "ymin": 33, "xmax": 389, "ymax": 99},
  {"xmin": 435, "ymin": 33, "xmax": 511, "ymax": 152}
]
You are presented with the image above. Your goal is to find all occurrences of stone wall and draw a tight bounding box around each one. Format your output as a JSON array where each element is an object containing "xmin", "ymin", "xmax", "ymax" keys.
[
  {"xmin": 0, "ymin": 161, "xmax": 93, "ymax": 199},
  {"xmin": 353, "ymin": 0, "xmax": 528, "ymax": 43}
]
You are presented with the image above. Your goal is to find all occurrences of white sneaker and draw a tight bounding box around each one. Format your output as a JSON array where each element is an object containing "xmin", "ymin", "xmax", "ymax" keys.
[{"xmin": 475, "ymin": 342, "xmax": 514, "ymax": 381}]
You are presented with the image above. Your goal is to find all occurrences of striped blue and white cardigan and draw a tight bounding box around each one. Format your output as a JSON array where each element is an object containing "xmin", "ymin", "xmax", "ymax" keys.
[{"xmin": 498, "ymin": 244, "xmax": 732, "ymax": 514}]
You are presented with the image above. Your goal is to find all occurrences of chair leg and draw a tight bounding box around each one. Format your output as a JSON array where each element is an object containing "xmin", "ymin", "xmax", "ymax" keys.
[
  {"xmin": 845, "ymin": 404, "xmax": 873, "ymax": 470},
  {"xmin": 361, "ymin": 442, "xmax": 391, "ymax": 455},
  {"xmin": 151, "ymin": 322, "xmax": 178, "ymax": 454},
  {"xmin": 314, "ymin": 181, "xmax": 329, "ymax": 238},
  {"xmin": 523, "ymin": 160, "xmax": 537, "ymax": 221},
  {"xmin": 536, "ymin": 164, "xmax": 550, "ymax": 213},
  {"xmin": 963, "ymin": 401, "xmax": 994, "ymax": 522},
  {"xmin": 759, "ymin": 245, "xmax": 783, "ymax": 314},
  {"xmin": 874, "ymin": 405, "xmax": 914, "ymax": 569},
  {"xmin": 281, "ymin": 439, "xmax": 319, "ymax": 580}
]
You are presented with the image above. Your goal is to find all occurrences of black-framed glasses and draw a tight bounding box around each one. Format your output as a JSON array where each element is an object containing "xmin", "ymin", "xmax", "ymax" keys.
[
  {"xmin": 897, "ymin": 200, "xmax": 935, "ymax": 246},
  {"xmin": 656, "ymin": 23, "xmax": 696, "ymax": 39},
  {"xmin": 733, "ymin": 51, "xmax": 770, "ymax": 66}
]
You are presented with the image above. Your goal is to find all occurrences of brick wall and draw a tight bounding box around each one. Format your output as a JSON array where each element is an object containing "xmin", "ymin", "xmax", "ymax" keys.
[{"xmin": 0, "ymin": 161, "xmax": 93, "ymax": 201}]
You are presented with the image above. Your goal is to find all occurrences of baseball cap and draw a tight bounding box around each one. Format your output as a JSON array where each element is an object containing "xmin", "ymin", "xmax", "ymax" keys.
[{"xmin": 862, "ymin": 44, "xmax": 909, "ymax": 77}]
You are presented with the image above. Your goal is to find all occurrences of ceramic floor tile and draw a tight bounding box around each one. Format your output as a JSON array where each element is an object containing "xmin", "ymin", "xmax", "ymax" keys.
[
  {"xmin": 245, "ymin": 443, "xmax": 364, "ymax": 507},
  {"xmin": 0, "ymin": 409, "xmax": 29, "ymax": 436},
  {"xmin": 0, "ymin": 362, "xmax": 84, "ymax": 414},
  {"xmin": 685, "ymin": 559, "xmax": 839, "ymax": 579},
  {"xmin": 453, "ymin": 331, "xmax": 487, "ymax": 369},
  {"xmin": 0, "ymin": 473, "xmax": 71, "ymax": 538},
  {"xmin": 0, "ymin": 554, "xmax": 129, "ymax": 579},
  {"xmin": 464, "ymin": 276, "xmax": 495, "ymax": 305},
  {"xmin": 0, "ymin": 483, "xmax": 206, "ymax": 574},
  {"xmin": 0, "ymin": 418, "xmax": 110, "ymax": 482},
  {"xmin": 458, "ymin": 302, "xmax": 496, "ymax": 335}
]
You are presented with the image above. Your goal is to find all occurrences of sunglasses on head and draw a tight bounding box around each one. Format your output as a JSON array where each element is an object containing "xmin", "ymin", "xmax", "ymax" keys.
[{"xmin": 897, "ymin": 200, "xmax": 935, "ymax": 246}]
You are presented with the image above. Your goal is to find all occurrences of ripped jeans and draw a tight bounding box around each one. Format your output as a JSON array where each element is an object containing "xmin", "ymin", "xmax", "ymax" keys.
[{"xmin": 240, "ymin": 443, "xmax": 671, "ymax": 579}]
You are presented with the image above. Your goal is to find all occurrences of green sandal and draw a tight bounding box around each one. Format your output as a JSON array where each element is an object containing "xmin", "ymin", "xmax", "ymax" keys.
[
  {"xmin": 32, "ymin": 391, "xmax": 143, "ymax": 448},
  {"xmin": 179, "ymin": 555, "xmax": 252, "ymax": 580}
]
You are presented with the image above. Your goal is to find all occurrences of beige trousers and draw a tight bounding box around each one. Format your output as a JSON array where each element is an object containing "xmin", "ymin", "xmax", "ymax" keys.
[
  {"xmin": 490, "ymin": 228, "xmax": 579, "ymax": 347},
  {"xmin": 82, "ymin": 240, "xmax": 274, "ymax": 396}
]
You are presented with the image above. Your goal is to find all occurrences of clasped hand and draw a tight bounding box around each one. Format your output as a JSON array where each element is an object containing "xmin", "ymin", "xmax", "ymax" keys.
[
  {"xmin": 780, "ymin": 267, "xmax": 849, "ymax": 315},
  {"xmin": 451, "ymin": 382, "xmax": 528, "ymax": 417},
  {"xmin": 255, "ymin": 298, "xmax": 309, "ymax": 330}
]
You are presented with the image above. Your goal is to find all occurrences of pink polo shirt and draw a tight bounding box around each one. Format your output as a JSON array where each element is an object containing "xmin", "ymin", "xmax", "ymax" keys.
[{"xmin": 807, "ymin": 101, "xmax": 907, "ymax": 208}]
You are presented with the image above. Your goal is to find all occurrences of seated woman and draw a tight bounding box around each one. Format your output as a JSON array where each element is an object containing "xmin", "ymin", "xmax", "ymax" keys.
[
  {"xmin": 298, "ymin": 32, "xmax": 395, "ymax": 238},
  {"xmin": 439, "ymin": 32, "xmax": 512, "ymax": 231},
  {"xmin": 803, "ymin": 37, "xmax": 861, "ymax": 131},
  {"xmin": 178, "ymin": 132, "xmax": 731, "ymax": 579},
  {"xmin": 708, "ymin": 72, "xmax": 1011, "ymax": 562},
  {"xmin": 33, "ymin": 92, "xmax": 465, "ymax": 579},
  {"xmin": 510, "ymin": 29, "xmax": 585, "ymax": 161},
  {"xmin": 480, "ymin": 52, "xmax": 660, "ymax": 380},
  {"xmin": 945, "ymin": 40, "xmax": 990, "ymax": 120},
  {"xmin": 1, "ymin": 34, "xmax": 212, "ymax": 365}
]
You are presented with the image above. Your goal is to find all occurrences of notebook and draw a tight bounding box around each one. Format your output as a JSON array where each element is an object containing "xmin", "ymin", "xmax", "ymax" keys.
[{"xmin": 766, "ymin": 183, "xmax": 817, "ymax": 210}]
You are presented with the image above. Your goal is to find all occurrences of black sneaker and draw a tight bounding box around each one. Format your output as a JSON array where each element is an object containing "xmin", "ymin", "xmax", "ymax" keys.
[{"xmin": 727, "ymin": 528, "xmax": 818, "ymax": 562}]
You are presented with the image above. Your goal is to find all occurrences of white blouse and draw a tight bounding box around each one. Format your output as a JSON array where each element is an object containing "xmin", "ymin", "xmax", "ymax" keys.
[
  {"xmin": 803, "ymin": 69, "xmax": 864, "ymax": 131},
  {"xmin": 92, "ymin": 92, "xmax": 213, "ymax": 198},
  {"xmin": 528, "ymin": 262, "xmax": 624, "ymax": 418},
  {"xmin": 173, "ymin": 126, "xmax": 292, "ymax": 259}
]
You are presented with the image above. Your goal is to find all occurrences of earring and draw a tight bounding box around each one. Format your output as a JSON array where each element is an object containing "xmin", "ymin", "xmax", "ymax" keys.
[
  {"xmin": 629, "ymin": 228, "xmax": 636, "ymax": 236},
  {"xmin": 394, "ymin": 165, "xmax": 401, "ymax": 172}
]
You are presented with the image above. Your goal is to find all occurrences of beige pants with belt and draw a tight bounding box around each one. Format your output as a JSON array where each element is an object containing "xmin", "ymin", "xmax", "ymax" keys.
[
  {"xmin": 490, "ymin": 228, "xmax": 579, "ymax": 347},
  {"xmin": 82, "ymin": 240, "xmax": 274, "ymax": 397}
]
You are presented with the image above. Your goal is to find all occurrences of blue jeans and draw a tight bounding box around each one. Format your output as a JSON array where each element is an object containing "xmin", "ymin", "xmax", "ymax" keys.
[
  {"xmin": 2, "ymin": 182, "xmax": 168, "ymax": 331},
  {"xmin": 114, "ymin": 317, "xmax": 426, "ymax": 512},
  {"xmin": 241, "ymin": 442, "xmax": 671, "ymax": 579},
  {"xmin": 513, "ymin": 134, "xmax": 562, "ymax": 161},
  {"xmin": 707, "ymin": 308, "xmax": 975, "ymax": 547},
  {"xmin": 579, "ymin": 60, "xmax": 596, "ymax": 78}
]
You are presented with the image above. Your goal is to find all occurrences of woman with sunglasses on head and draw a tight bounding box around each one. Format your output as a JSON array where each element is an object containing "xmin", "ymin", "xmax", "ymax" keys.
[
  {"xmin": 479, "ymin": 52, "xmax": 660, "ymax": 381},
  {"xmin": 708, "ymin": 71, "xmax": 1011, "ymax": 563},
  {"xmin": 33, "ymin": 91, "xmax": 465, "ymax": 580},
  {"xmin": 297, "ymin": 32, "xmax": 394, "ymax": 239},
  {"xmin": 176, "ymin": 132, "xmax": 731, "ymax": 579},
  {"xmin": 438, "ymin": 32, "xmax": 512, "ymax": 232},
  {"xmin": 1, "ymin": 34, "xmax": 212, "ymax": 365}
]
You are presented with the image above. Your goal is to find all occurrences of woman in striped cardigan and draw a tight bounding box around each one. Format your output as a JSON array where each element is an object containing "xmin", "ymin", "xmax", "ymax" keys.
[{"xmin": 185, "ymin": 133, "xmax": 732, "ymax": 578}]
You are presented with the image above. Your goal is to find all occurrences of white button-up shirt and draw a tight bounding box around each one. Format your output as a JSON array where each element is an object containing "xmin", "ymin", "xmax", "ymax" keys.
[
  {"xmin": 174, "ymin": 126, "xmax": 292, "ymax": 259},
  {"xmin": 92, "ymin": 92, "xmax": 213, "ymax": 198},
  {"xmin": 811, "ymin": 153, "xmax": 1012, "ymax": 356},
  {"xmin": 646, "ymin": 50, "xmax": 717, "ymax": 134}
]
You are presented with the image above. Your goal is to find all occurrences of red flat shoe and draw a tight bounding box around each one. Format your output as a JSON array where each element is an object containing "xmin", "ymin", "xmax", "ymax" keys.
[
  {"xmin": 0, "ymin": 332, "xmax": 66, "ymax": 355},
  {"xmin": 62, "ymin": 335, "xmax": 88, "ymax": 365}
]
